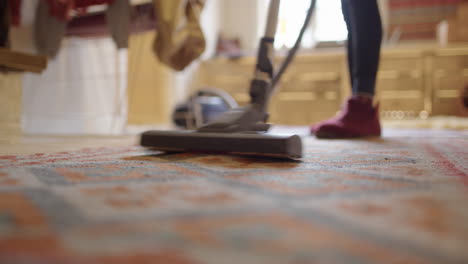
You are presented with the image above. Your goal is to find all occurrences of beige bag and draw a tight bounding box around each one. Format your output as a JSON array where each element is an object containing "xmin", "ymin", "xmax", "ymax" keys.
[{"xmin": 153, "ymin": 0, "xmax": 206, "ymax": 71}]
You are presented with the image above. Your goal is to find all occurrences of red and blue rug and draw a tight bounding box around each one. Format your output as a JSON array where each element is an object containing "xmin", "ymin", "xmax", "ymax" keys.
[{"xmin": 0, "ymin": 129, "xmax": 467, "ymax": 264}]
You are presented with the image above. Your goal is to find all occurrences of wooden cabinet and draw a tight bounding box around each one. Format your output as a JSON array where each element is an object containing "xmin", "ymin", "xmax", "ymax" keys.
[
  {"xmin": 197, "ymin": 53, "xmax": 345, "ymax": 125},
  {"xmin": 195, "ymin": 45, "xmax": 468, "ymax": 125},
  {"xmin": 0, "ymin": 73, "xmax": 22, "ymax": 137},
  {"xmin": 376, "ymin": 50, "xmax": 426, "ymax": 119},
  {"xmin": 430, "ymin": 48, "xmax": 468, "ymax": 116},
  {"xmin": 270, "ymin": 54, "xmax": 345, "ymax": 124},
  {"xmin": 199, "ymin": 57, "xmax": 255, "ymax": 105}
]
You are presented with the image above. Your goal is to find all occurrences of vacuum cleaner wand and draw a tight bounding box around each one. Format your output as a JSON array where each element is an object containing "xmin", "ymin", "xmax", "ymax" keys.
[
  {"xmin": 195, "ymin": 1, "xmax": 281, "ymax": 133},
  {"xmin": 197, "ymin": 0, "xmax": 316, "ymax": 134},
  {"xmin": 249, "ymin": 0, "xmax": 279, "ymax": 112}
]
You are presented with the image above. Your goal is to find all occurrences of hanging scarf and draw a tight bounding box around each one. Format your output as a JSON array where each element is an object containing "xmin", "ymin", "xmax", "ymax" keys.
[{"xmin": 8, "ymin": 0, "xmax": 21, "ymax": 26}]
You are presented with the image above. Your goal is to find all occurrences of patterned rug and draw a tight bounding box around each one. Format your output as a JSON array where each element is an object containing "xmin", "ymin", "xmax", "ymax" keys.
[{"xmin": 1, "ymin": 129, "xmax": 467, "ymax": 264}]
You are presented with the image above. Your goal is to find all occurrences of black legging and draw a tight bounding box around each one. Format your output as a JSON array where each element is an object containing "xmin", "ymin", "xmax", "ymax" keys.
[{"xmin": 341, "ymin": 0, "xmax": 382, "ymax": 96}]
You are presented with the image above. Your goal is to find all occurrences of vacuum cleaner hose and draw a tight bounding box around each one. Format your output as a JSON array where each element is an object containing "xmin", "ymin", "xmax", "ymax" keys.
[{"xmin": 271, "ymin": 0, "xmax": 317, "ymax": 89}]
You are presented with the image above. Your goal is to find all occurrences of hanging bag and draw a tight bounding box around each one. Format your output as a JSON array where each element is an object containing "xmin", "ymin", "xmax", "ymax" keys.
[{"xmin": 153, "ymin": 0, "xmax": 206, "ymax": 71}]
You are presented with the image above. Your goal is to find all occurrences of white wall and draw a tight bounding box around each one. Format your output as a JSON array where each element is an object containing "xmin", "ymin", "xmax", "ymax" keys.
[
  {"xmin": 218, "ymin": 0, "xmax": 260, "ymax": 51},
  {"xmin": 201, "ymin": 0, "xmax": 222, "ymax": 59}
]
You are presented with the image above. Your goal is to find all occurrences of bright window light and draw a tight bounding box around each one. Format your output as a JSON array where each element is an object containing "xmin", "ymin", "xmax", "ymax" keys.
[
  {"xmin": 275, "ymin": 0, "xmax": 311, "ymax": 48},
  {"xmin": 269, "ymin": 0, "xmax": 348, "ymax": 48},
  {"xmin": 314, "ymin": 0, "xmax": 347, "ymax": 42}
]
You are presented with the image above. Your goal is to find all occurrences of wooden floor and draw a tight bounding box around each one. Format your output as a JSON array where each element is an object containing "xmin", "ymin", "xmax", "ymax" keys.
[
  {"xmin": 1, "ymin": 117, "xmax": 466, "ymax": 156},
  {"xmin": 0, "ymin": 134, "xmax": 138, "ymax": 155}
]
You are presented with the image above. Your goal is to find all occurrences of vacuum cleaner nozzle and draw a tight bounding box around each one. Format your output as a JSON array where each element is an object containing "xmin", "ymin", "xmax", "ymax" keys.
[{"xmin": 141, "ymin": 130, "xmax": 303, "ymax": 159}]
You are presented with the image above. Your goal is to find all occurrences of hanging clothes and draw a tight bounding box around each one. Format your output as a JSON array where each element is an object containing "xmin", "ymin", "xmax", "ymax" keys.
[
  {"xmin": 44, "ymin": 0, "xmax": 74, "ymax": 21},
  {"xmin": 45, "ymin": 0, "xmax": 116, "ymax": 21},
  {"xmin": 105, "ymin": 0, "xmax": 129, "ymax": 49},
  {"xmin": 34, "ymin": 0, "xmax": 67, "ymax": 57},
  {"xmin": 8, "ymin": 0, "xmax": 21, "ymax": 26},
  {"xmin": 34, "ymin": 0, "xmax": 129, "ymax": 57},
  {"xmin": 153, "ymin": 0, "xmax": 206, "ymax": 71},
  {"xmin": 66, "ymin": 2, "xmax": 154, "ymax": 39}
]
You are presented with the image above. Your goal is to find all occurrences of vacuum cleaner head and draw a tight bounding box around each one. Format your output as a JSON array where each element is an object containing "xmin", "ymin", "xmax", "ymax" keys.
[{"xmin": 141, "ymin": 130, "xmax": 303, "ymax": 159}]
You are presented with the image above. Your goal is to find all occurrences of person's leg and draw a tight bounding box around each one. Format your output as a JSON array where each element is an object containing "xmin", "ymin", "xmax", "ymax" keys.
[
  {"xmin": 348, "ymin": 0, "xmax": 382, "ymax": 97},
  {"xmin": 341, "ymin": 0, "xmax": 353, "ymax": 88},
  {"xmin": 311, "ymin": 0, "xmax": 382, "ymax": 138}
]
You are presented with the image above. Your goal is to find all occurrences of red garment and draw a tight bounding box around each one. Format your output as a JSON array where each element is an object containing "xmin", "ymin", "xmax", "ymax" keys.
[
  {"xmin": 44, "ymin": 0, "xmax": 116, "ymax": 21},
  {"xmin": 75, "ymin": 0, "xmax": 116, "ymax": 8},
  {"xmin": 45, "ymin": 0, "xmax": 74, "ymax": 21},
  {"xmin": 9, "ymin": 0, "xmax": 21, "ymax": 26}
]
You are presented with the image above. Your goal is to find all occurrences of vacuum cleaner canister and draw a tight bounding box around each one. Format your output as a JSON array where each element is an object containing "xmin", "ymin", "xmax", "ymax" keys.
[{"xmin": 140, "ymin": 130, "xmax": 303, "ymax": 159}]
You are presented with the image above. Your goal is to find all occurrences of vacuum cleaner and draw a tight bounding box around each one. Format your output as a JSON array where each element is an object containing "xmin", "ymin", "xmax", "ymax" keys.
[
  {"xmin": 140, "ymin": 0, "xmax": 317, "ymax": 159},
  {"xmin": 172, "ymin": 87, "xmax": 239, "ymax": 130}
]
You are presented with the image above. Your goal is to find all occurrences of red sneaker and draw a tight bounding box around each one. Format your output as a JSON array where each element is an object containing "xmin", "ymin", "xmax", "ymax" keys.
[{"xmin": 310, "ymin": 96, "xmax": 381, "ymax": 138}]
